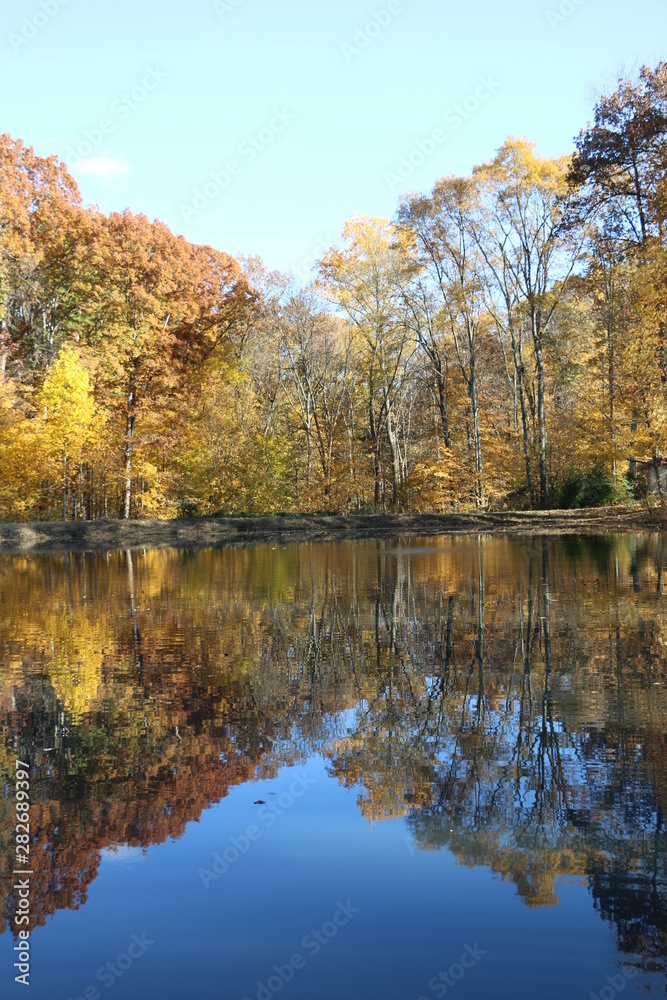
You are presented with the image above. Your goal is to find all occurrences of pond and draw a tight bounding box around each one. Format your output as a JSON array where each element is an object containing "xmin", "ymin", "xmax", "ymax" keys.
[{"xmin": 0, "ymin": 534, "xmax": 665, "ymax": 999}]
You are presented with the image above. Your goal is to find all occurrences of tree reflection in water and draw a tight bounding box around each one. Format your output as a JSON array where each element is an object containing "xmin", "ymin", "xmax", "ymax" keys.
[{"xmin": 0, "ymin": 535, "xmax": 665, "ymax": 971}]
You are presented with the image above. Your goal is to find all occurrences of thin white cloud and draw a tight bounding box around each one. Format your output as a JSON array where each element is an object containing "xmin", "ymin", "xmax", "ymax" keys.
[{"xmin": 72, "ymin": 155, "xmax": 130, "ymax": 179}]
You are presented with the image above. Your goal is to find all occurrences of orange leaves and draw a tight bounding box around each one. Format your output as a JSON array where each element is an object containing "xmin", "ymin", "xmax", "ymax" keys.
[
  {"xmin": 0, "ymin": 135, "xmax": 257, "ymax": 521},
  {"xmin": 67, "ymin": 209, "xmax": 257, "ymax": 518},
  {"xmin": 82, "ymin": 209, "xmax": 255, "ymax": 402},
  {"xmin": 0, "ymin": 132, "xmax": 80, "ymax": 250}
]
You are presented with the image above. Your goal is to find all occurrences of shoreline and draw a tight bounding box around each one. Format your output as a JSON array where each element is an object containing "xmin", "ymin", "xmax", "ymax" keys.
[{"xmin": 0, "ymin": 507, "xmax": 666, "ymax": 555}]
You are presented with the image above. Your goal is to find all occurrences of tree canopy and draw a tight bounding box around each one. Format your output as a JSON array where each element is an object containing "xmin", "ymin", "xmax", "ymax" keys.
[{"xmin": 1, "ymin": 63, "xmax": 666, "ymax": 519}]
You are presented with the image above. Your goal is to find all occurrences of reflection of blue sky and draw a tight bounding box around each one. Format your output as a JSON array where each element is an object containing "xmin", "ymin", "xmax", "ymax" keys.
[
  {"xmin": 3, "ymin": 755, "xmax": 655, "ymax": 1000},
  {"xmin": 100, "ymin": 846, "xmax": 147, "ymax": 865}
]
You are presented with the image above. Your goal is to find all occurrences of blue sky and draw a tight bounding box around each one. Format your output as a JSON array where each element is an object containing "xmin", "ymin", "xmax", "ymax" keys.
[{"xmin": 2, "ymin": 0, "xmax": 665, "ymax": 278}]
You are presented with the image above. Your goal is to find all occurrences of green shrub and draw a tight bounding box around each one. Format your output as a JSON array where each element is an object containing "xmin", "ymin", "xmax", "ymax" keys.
[
  {"xmin": 558, "ymin": 467, "xmax": 584, "ymax": 509},
  {"xmin": 178, "ymin": 499, "xmax": 200, "ymax": 519},
  {"xmin": 558, "ymin": 466, "xmax": 615, "ymax": 509}
]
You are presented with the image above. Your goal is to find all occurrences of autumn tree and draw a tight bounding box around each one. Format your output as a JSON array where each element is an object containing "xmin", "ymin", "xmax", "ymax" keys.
[
  {"xmin": 399, "ymin": 178, "xmax": 488, "ymax": 506},
  {"xmin": 78, "ymin": 210, "xmax": 255, "ymax": 518},
  {"xmin": 0, "ymin": 133, "xmax": 84, "ymax": 374},
  {"xmin": 37, "ymin": 345, "xmax": 98, "ymax": 520},
  {"xmin": 278, "ymin": 291, "xmax": 354, "ymax": 504},
  {"xmin": 569, "ymin": 63, "xmax": 667, "ymax": 247},
  {"xmin": 474, "ymin": 139, "xmax": 585, "ymax": 504},
  {"xmin": 570, "ymin": 65, "xmax": 667, "ymax": 476},
  {"xmin": 319, "ymin": 217, "xmax": 415, "ymax": 507}
]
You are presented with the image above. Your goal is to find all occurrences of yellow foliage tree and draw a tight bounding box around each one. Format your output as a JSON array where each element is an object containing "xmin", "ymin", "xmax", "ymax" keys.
[{"xmin": 37, "ymin": 346, "xmax": 98, "ymax": 521}]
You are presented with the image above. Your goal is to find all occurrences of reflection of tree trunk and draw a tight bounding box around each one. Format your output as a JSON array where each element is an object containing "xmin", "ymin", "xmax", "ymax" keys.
[
  {"xmin": 614, "ymin": 606, "xmax": 626, "ymax": 756},
  {"xmin": 541, "ymin": 539, "xmax": 552, "ymax": 730},
  {"xmin": 373, "ymin": 545, "xmax": 402, "ymax": 675},
  {"xmin": 433, "ymin": 594, "xmax": 457, "ymax": 718},
  {"xmin": 630, "ymin": 541, "xmax": 641, "ymax": 593},
  {"xmin": 389, "ymin": 558, "xmax": 400, "ymax": 656},
  {"xmin": 517, "ymin": 543, "xmax": 535, "ymax": 778},
  {"xmin": 375, "ymin": 549, "xmax": 383, "ymax": 676},
  {"xmin": 444, "ymin": 595, "xmax": 454, "ymax": 686},
  {"xmin": 476, "ymin": 541, "xmax": 485, "ymax": 719},
  {"xmin": 534, "ymin": 539, "xmax": 567, "ymax": 821},
  {"xmin": 126, "ymin": 549, "xmax": 143, "ymax": 684},
  {"xmin": 306, "ymin": 581, "xmax": 327, "ymax": 699}
]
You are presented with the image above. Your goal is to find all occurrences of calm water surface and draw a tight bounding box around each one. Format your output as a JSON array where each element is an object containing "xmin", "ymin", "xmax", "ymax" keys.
[{"xmin": 0, "ymin": 534, "xmax": 666, "ymax": 999}]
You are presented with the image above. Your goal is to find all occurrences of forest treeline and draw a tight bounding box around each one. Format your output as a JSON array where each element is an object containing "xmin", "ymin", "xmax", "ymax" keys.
[{"xmin": 1, "ymin": 64, "xmax": 666, "ymax": 520}]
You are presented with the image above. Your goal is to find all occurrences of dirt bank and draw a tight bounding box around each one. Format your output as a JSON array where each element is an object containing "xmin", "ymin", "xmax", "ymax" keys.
[{"xmin": 0, "ymin": 507, "xmax": 665, "ymax": 556}]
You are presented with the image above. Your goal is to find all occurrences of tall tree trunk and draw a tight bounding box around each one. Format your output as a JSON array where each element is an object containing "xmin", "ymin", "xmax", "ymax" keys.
[
  {"xmin": 468, "ymin": 366, "xmax": 485, "ymax": 508},
  {"xmin": 435, "ymin": 364, "xmax": 451, "ymax": 448},
  {"xmin": 369, "ymin": 388, "xmax": 381, "ymax": 507},
  {"xmin": 78, "ymin": 463, "xmax": 83, "ymax": 521},
  {"xmin": 507, "ymin": 323, "xmax": 535, "ymax": 506},
  {"xmin": 62, "ymin": 447, "xmax": 68, "ymax": 522},
  {"xmin": 518, "ymin": 372, "xmax": 534, "ymax": 506},
  {"xmin": 608, "ymin": 317, "xmax": 616, "ymax": 479},
  {"xmin": 374, "ymin": 445, "xmax": 382, "ymax": 507},
  {"xmin": 385, "ymin": 407, "xmax": 401, "ymax": 505},
  {"xmin": 123, "ymin": 371, "xmax": 136, "ymax": 520},
  {"xmin": 533, "ymin": 322, "xmax": 548, "ymax": 505},
  {"xmin": 305, "ymin": 404, "xmax": 312, "ymax": 486}
]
